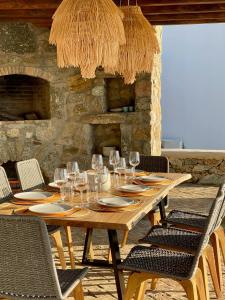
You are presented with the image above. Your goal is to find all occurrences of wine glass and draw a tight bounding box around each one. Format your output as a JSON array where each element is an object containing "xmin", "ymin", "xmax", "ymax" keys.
[
  {"xmin": 66, "ymin": 161, "xmax": 79, "ymax": 183},
  {"xmin": 75, "ymin": 171, "xmax": 88, "ymax": 207},
  {"xmin": 54, "ymin": 168, "xmax": 68, "ymax": 187},
  {"xmin": 91, "ymin": 154, "xmax": 103, "ymax": 171},
  {"xmin": 129, "ymin": 151, "xmax": 140, "ymax": 178},
  {"xmin": 109, "ymin": 150, "xmax": 120, "ymax": 173},
  {"xmin": 116, "ymin": 157, "xmax": 127, "ymax": 184}
]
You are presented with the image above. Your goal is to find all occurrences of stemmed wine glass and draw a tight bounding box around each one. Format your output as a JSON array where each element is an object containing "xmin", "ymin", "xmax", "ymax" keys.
[
  {"xmin": 91, "ymin": 154, "xmax": 103, "ymax": 172},
  {"xmin": 129, "ymin": 151, "xmax": 140, "ymax": 178},
  {"xmin": 116, "ymin": 157, "xmax": 127, "ymax": 184},
  {"xmin": 109, "ymin": 150, "xmax": 120, "ymax": 173},
  {"xmin": 54, "ymin": 168, "xmax": 68, "ymax": 188},
  {"xmin": 66, "ymin": 161, "xmax": 79, "ymax": 185},
  {"xmin": 74, "ymin": 171, "xmax": 88, "ymax": 207}
]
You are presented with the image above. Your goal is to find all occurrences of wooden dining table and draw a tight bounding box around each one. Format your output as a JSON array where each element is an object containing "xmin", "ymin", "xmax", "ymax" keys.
[{"xmin": 0, "ymin": 172, "xmax": 191, "ymax": 300}]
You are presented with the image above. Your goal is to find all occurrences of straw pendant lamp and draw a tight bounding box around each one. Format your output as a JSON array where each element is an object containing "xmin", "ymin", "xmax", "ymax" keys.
[
  {"xmin": 106, "ymin": 2, "xmax": 160, "ymax": 84},
  {"xmin": 49, "ymin": 0, "xmax": 126, "ymax": 79}
]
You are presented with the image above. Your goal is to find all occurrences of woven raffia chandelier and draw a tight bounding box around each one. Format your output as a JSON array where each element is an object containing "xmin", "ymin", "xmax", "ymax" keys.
[
  {"xmin": 49, "ymin": 0, "xmax": 126, "ymax": 79},
  {"xmin": 107, "ymin": 4, "xmax": 160, "ymax": 84}
]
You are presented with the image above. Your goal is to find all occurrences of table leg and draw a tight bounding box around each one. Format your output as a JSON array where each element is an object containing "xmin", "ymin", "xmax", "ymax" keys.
[
  {"xmin": 158, "ymin": 198, "xmax": 167, "ymax": 227},
  {"xmin": 108, "ymin": 229, "xmax": 125, "ymax": 300},
  {"xmin": 82, "ymin": 228, "xmax": 93, "ymax": 264}
]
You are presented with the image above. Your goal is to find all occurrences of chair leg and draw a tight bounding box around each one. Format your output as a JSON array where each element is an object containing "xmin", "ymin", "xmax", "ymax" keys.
[
  {"xmin": 181, "ymin": 277, "xmax": 198, "ymax": 300},
  {"xmin": 51, "ymin": 230, "xmax": 67, "ymax": 270},
  {"xmin": 198, "ymin": 255, "xmax": 209, "ymax": 300},
  {"xmin": 210, "ymin": 232, "xmax": 223, "ymax": 291},
  {"xmin": 148, "ymin": 210, "xmax": 161, "ymax": 226},
  {"xmin": 124, "ymin": 273, "xmax": 141, "ymax": 300},
  {"xmin": 195, "ymin": 268, "xmax": 207, "ymax": 300},
  {"xmin": 205, "ymin": 244, "xmax": 222, "ymax": 298},
  {"xmin": 73, "ymin": 282, "xmax": 84, "ymax": 300},
  {"xmin": 64, "ymin": 226, "xmax": 75, "ymax": 269},
  {"xmin": 121, "ymin": 230, "xmax": 129, "ymax": 248},
  {"xmin": 134, "ymin": 281, "xmax": 147, "ymax": 300},
  {"xmin": 150, "ymin": 278, "xmax": 158, "ymax": 290},
  {"xmin": 215, "ymin": 226, "xmax": 225, "ymax": 266}
]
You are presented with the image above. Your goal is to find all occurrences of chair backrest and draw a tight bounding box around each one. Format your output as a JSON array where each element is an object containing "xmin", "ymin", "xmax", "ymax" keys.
[
  {"xmin": 16, "ymin": 159, "xmax": 45, "ymax": 191},
  {"xmin": 187, "ymin": 183, "xmax": 225, "ymax": 279},
  {"xmin": 138, "ymin": 155, "xmax": 169, "ymax": 173},
  {"xmin": 0, "ymin": 215, "xmax": 63, "ymax": 300},
  {"xmin": 0, "ymin": 166, "xmax": 13, "ymax": 203}
]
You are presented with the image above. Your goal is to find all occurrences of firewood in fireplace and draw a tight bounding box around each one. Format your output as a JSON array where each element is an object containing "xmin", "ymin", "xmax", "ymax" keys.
[{"xmin": 0, "ymin": 112, "xmax": 24, "ymax": 121}]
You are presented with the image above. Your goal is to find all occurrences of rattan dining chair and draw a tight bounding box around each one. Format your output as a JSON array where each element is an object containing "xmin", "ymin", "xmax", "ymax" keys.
[
  {"xmin": 0, "ymin": 215, "xmax": 88, "ymax": 300},
  {"xmin": 16, "ymin": 159, "xmax": 74, "ymax": 269},
  {"xmin": 119, "ymin": 183, "xmax": 224, "ymax": 300},
  {"xmin": 120, "ymin": 155, "xmax": 169, "ymax": 250},
  {"xmin": 139, "ymin": 183, "xmax": 225, "ymax": 299}
]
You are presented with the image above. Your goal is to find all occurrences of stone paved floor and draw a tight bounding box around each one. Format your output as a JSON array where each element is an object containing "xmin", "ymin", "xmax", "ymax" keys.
[{"xmin": 56, "ymin": 184, "xmax": 224, "ymax": 299}]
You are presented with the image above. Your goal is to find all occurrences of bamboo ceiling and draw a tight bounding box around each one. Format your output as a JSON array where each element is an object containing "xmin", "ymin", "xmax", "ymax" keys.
[{"xmin": 1, "ymin": 0, "xmax": 225, "ymax": 26}]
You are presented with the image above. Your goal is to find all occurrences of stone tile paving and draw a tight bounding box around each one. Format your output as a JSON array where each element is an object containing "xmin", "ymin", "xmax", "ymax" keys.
[{"xmin": 55, "ymin": 184, "xmax": 225, "ymax": 299}]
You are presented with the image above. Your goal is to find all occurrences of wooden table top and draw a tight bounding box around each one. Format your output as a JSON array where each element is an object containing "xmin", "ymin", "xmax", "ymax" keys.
[{"xmin": 0, "ymin": 173, "xmax": 191, "ymax": 231}]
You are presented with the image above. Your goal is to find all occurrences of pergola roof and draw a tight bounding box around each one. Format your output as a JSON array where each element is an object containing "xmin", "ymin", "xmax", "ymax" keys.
[{"xmin": 1, "ymin": 0, "xmax": 225, "ymax": 26}]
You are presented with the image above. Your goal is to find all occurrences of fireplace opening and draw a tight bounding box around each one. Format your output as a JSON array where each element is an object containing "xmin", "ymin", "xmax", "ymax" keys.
[
  {"xmin": 0, "ymin": 74, "xmax": 51, "ymax": 121},
  {"xmin": 1, "ymin": 161, "xmax": 20, "ymax": 189}
]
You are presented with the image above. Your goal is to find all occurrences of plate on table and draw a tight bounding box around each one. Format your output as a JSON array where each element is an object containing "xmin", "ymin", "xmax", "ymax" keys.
[
  {"xmin": 48, "ymin": 182, "xmax": 59, "ymax": 189},
  {"xmin": 28, "ymin": 203, "xmax": 74, "ymax": 216},
  {"xmin": 14, "ymin": 191, "xmax": 53, "ymax": 201},
  {"xmin": 136, "ymin": 175, "xmax": 167, "ymax": 183},
  {"xmin": 98, "ymin": 197, "xmax": 135, "ymax": 208},
  {"xmin": 117, "ymin": 184, "xmax": 150, "ymax": 193}
]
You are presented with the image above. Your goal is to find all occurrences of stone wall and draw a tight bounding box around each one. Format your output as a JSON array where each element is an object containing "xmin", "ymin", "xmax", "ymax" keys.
[
  {"xmin": 162, "ymin": 149, "xmax": 225, "ymax": 185},
  {"xmin": 0, "ymin": 22, "xmax": 162, "ymax": 180}
]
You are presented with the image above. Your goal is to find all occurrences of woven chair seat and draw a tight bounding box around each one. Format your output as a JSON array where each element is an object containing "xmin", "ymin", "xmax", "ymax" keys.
[
  {"xmin": 119, "ymin": 245, "xmax": 194, "ymax": 280},
  {"xmin": 140, "ymin": 226, "xmax": 202, "ymax": 251},
  {"xmin": 57, "ymin": 268, "xmax": 88, "ymax": 297},
  {"xmin": 167, "ymin": 209, "xmax": 208, "ymax": 229}
]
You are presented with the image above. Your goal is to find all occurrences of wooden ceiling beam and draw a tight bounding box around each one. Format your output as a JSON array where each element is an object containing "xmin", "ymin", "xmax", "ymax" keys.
[
  {"xmin": 146, "ymin": 11, "xmax": 225, "ymax": 21},
  {"xmin": 114, "ymin": 0, "xmax": 225, "ymax": 6},
  {"xmin": 0, "ymin": 9, "xmax": 55, "ymax": 18},
  {"xmin": 142, "ymin": 3, "xmax": 225, "ymax": 14},
  {"xmin": 0, "ymin": 0, "xmax": 61, "ymax": 10}
]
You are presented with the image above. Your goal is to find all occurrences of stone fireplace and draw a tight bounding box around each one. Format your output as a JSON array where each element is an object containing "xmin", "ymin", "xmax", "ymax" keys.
[{"xmin": 0, "ymin": 23, "xmax": 162, "ymax": 180}]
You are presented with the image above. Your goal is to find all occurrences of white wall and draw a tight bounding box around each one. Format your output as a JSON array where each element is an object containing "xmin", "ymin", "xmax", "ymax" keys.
[{"xmin": 161, "ymin": 24, "xmax": 225, "ymax": 150}]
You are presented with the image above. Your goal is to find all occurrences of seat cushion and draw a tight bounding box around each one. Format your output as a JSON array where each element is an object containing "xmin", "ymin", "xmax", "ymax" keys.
[
  {"xmin": 166, "ymin": 210, "xmax": 208, "ymax": 229},
  {"xmin": 57, "ymin": 268, "xmax": 88, "ymax": 297},
  {"xmin": 119, "ymin": 245, "xmax": 194, "ymax": 280},
  {"xmin": 47, "ymin": 225, "xmax": 61, "ymax": 234},
  {"xmin": 140, "ymin": 226, "xmax": 202, "ymax": 251}
]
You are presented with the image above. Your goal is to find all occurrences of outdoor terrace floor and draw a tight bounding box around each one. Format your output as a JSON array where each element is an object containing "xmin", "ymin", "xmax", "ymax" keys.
[{"xmin": 55, "ymin": 184, "xmax": 224, "ymax": 300}]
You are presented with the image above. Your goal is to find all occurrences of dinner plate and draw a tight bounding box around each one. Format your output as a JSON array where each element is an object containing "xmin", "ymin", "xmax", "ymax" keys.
[
  {"xmin": 48, "ymin": 182, "xmax": 59, "ymax": 188},
  {"xmin": 28, "ymin": 203, "xmax": 73, "ymax": 215},
  {"xmin": 14, "ymin": 191, "xmax": 53, "ymax": 201},
  {"xmin": 117, "ymin": 184, "xmax": 150, "ymax": 193},
  {"xmin": 136, "ymin": 175, "xmax": 167, "ymax": 182},
  {"xmin": 98, "ymin": 197, "xmax": 135, "ymax": 208}
]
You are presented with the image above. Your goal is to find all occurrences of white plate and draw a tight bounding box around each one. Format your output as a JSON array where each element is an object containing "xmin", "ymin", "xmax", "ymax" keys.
[
  {"xmin": 14, "ymin": 191, "xmax": 53, "ymax": 201},
  {"xmin": 98, "ymin": 197, "xmax": 134, "ymax": 208},
  {"xmin": 48, "ymin": 182, "xmax": 59, "ymax": 188},
  {"xmin": 117, "ymin": 184, "xmax": 150, "ymax": 193},
  {"xmin": 136, "ymin": 175, "xmax": 166, "ymax": 182},
  {"xmin": 29, "ymin": 203, "xmax": 72, "ymax": 215}
]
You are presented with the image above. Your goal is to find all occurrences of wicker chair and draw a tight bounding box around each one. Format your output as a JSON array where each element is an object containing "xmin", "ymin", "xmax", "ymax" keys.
[
  {"xmin": 0, "ymin": 215, "xmax": 88, "ymax": 300},
  {"xmin": 0, "ymin": 166, "xmax": 13, "ymax": 203},
  {"xmin": 16, "ymin": 160, "xmax": 74, "ymax": 269},
  {"xmin": 139, "ymin": 183, "xmax": 225, "ymax": 299},
  {"xmin": 119, "ymin": 184, "xmax": 224, "ymax": 300}
]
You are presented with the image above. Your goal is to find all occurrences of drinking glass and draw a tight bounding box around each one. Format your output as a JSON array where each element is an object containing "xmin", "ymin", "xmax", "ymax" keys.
[
  {"xmin": 54, "ymin": 168, "xmax": 68, "ymax": 187},
  {"xmin": 109, "ymin": 150, "xmax": 120, "ymax": 173},
  {"xmin": 60, "ymin": 183, "xmax": 74, "ymax": 205},
  {"xmin": 91, "ymin": 154, "xmax": 103, "ymax": 171},
  {"xmin": 116, "ymin": 157, "xmax": 127, "ymax": 184},
  {"xmin": 75, "ymin": 171, "xmax": 88, "ymax": 207},
  {"xmin": 98, "ymin": 166, "xmax": 109, "ymax": 193},
  {"xmin": 129, "ymin": 151, "xmax": 140, "ymax": 177},
  {"xmin": 66, "ymin": 161, "xmax": 79, "ymax": 183}
]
